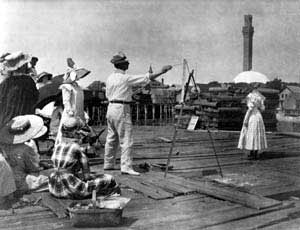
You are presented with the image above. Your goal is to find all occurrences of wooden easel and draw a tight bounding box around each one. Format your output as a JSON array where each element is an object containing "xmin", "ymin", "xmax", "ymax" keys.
[{"xmin": 164, "ymin": 59, "xmax": 223, "ymax": 178}]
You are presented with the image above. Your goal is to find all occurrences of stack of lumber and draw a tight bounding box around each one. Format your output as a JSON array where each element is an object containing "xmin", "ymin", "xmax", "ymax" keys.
[
  {"xmin": 174, "ymin": 87, "xmax": 244, "ymax": 130},
  {"xmin": 257, "ymin": 88, "xmax": 279, "ymax": 131},
  {"xmin": 174, "ymin": 86, "xmax": 279, "ymax": 131},
  {"xmin": 174, "ymin": 104, "xmax": 197, "ymax": 128}
]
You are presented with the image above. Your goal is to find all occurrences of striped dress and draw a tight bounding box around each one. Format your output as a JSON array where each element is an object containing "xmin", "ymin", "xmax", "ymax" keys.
[{"xmin": 238, "ymin": 91, "xmax": 267, "ymax": 150}]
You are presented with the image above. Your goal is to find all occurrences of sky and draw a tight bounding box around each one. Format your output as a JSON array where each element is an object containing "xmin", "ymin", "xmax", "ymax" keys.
[{"xmin": 1, "ymin": 0, "xmax": 300, "ymax": 87}]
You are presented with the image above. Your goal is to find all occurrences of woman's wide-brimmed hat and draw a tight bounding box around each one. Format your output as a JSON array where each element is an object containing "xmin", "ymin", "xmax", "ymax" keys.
[
  {"xmin": 37, "ymin": 72, "xmax": 53, "ymax": 83},
  {"xmin": 63, "ymin": 68, "xmax": 91, "ymax": 84},
  {"xmin": 0, "ymin": 51, "xmax": 31, "ymax": 73},
  {"xmin": 0, "ymin": 115, "xmax": 47, "ymax": 144},
  {"xmin": 110, "ymin": 51, "xmax": 129, "ymax": 65}
]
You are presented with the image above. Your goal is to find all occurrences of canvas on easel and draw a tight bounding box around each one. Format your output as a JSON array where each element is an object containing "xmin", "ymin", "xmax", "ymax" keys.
[{"xmin": 187, "ymin": 115, "xmax": 199, "ymax": 130}]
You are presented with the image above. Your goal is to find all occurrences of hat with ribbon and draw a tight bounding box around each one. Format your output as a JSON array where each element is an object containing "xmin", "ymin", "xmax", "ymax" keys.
[
  {"xmin": 110, "ymin": 51, "xmax": 129, "ymax": 65},
  {"xmin": 63, "ymin": 68, "xmax": 91, "ymax": 84},
  {"xmin": 0, "ymin": 115, "xmax": 47, "ymax": 144}
]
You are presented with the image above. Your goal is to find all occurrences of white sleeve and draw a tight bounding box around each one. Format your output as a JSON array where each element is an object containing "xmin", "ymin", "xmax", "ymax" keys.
[{"xmin": 127, "ymin": 73, "xmax": 150, "ymax": 86}]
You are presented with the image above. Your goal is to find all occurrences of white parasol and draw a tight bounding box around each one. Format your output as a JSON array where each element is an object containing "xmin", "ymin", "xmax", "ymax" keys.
[{"xmin": 233, "ymin": 71, "xmax": 269, "ymax": 84}]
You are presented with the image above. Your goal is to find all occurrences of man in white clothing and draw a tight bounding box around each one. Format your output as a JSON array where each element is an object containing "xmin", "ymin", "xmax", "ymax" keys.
[{"xmin": 104, "ymin": 52, "xmax": 172, "ymax": 175}]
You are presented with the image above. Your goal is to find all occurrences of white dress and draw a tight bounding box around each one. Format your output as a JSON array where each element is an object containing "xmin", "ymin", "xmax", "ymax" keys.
[
  {"xmin": 238, "ymin": 91, "xmax": 267, "ymax": 150},
  {"xmin": 55, "ymin": 82, "xmax": 85, "ymax": 145}
]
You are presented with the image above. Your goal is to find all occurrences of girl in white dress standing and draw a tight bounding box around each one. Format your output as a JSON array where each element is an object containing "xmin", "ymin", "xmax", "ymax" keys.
[
  {"xmin": 238, "ymin": 89, "xmax": 267, "ymax": 159},
  {"xmin": 55, "ymin": 58, "xmax": 86, "ymax": 146}
]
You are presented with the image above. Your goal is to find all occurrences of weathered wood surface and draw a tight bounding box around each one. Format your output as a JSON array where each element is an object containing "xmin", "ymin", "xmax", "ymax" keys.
[
  {"xmin": 40, "ymin": 192, "xmax": 68, "ymax": 218},
  {"xmin": 204, "ymin": 201, "xmax": 300, "ymax": 230},
  {"xmin": 4, "ymin": 126, "xmax": 300, "ymax": 229}
]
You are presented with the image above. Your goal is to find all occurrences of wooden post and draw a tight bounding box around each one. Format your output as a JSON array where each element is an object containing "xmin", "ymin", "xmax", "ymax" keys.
[
  {"xmin": 152, "ymin": 104, "xmax": 155, "ymax": 125},
  {"xmin": 164, "ymin": 105, "xmax": 167, "ymax": 125},
  {"xmin": 144, "ymin": 104, "xmax": 147, "ymax": 125},
  {"xmin": 137, "ymin": 103, "xmax": 140, "ymax": 125},
  {"xmin": 172, "ymin": 105, "xmax": 175, "ymax": 124},
  {"xmin": 167, "ymin": 105, "xmax": 170, "ymax": 123},
  {"xmin": 160, "ymin": 104, "xmax": 163, "ymax": 126},
  {"xmin": 92, "ymin": 106, "xmax": 96, "ymax": 125}
]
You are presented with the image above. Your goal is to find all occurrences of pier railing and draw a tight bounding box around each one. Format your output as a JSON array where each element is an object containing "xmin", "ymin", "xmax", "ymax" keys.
[{"xmin": 86, "ymin": 102, "xmax": 176, "ymax": 126}]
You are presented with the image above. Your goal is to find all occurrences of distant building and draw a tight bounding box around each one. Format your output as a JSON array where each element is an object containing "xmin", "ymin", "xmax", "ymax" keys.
[{"xmin": 280, "ymin": 85, "xmax": 300, "ymax": 116}]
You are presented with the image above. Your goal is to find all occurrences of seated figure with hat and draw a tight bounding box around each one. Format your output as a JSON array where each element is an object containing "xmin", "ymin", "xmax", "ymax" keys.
[
  {"xmin": 36, "ymin": 71, "xmax": 53, "ymax": 89},
  {"xmin": 49, "ymin": 116, "xmax": 120, "ymax": 199},
  {"xmin": 0, "ymin": 115, "xmax": 48, "ymax": 195}
]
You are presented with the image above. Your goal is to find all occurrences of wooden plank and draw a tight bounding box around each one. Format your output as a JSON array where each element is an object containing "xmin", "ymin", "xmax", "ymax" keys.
[
  {"xmin": 137, "ymin": 172, "xmax": 194, "ymax": 195},
  {"xmin": 40, "ymin": 193, "xmax": 67, "ymax": 218},
  {"xmin": 157, "ymin": 137, "xmax": 172, "ymax": 143},
  {"xmin": 205, "ymin": 202, "xmax": 300, "ymax": 230},
  {"xmin": 263, "ymin": 217, "xmax": 300, "ymax": 230},
  {"xmin": 120, "ymin": 177, "xmax": 174, "ymax": 200},
  {"xmin": 159, "ymin": 173, "xmax": 282, "ymax": 210},
  {"xmin": 4, "ymin": 217, "xmax": 71, "ymax": 230},
  {"xmin": 0, "ymin": 211, "xmax": 54, "ymax": 226},
  {"xmin": 139, "ymin": 202, "xmax": 293, "ymax": 230}
]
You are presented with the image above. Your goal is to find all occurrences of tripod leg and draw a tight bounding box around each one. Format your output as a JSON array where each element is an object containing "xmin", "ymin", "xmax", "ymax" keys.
[
  {"xmin": 164, "ymin": 126, "xmax": 178, "ymax": 178},
  {"xmin": 207, "ymin": 129, "xmax": 223, "ymax": 178}
]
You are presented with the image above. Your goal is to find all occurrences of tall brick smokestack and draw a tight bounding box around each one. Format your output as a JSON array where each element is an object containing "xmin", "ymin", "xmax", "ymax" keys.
[{"xmin": 242, "ymin": 15, "xmax": 254, "ymax": 71}]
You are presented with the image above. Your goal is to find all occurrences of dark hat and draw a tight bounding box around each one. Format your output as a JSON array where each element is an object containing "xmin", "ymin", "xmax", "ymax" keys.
[
  {"xmin": 37, "ymin": 72, "xmax": 53, "ymax": 83},
  {"xmin": 110, "ymin": 51, "xmax": 129, "ymax": 64},
  {"xmin": 31, "ymin": 56, "xmax": 38, "ymax": 62}
]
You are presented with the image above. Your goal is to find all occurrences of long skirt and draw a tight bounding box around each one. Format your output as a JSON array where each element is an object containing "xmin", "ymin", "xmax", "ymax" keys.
[
  {"xmin": 238, "ymin": 109, "xmax": 267, "ymax": 150},
  {"xmin": 49, "ymin": 171, "xmax": 120, "ymax": 199}
]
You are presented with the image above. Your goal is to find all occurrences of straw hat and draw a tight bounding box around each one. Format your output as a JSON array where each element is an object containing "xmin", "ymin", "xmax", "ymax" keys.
[
  {"xmin": 37, "ymin": 72, "xmax": 53, "ymax": 83},
  {"xmin": 110, "ymin": 51, "xmax": 129, "ymax": 64},
  {"xmin": 0, "ymin": 51, "xmax": 31, "ymax": 72},
  {"xmin": 0, "ymin": 115, "xmax": 47, "ymax": 144}
]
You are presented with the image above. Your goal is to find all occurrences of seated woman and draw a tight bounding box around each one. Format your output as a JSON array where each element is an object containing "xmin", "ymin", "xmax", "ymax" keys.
[
  {"xmin": 49, "ymin": 117, "xmax": 120, "ymax": 199},
  {"xmin": 0, "ymin": 115, "xmax": 48, "ymax": 193}
]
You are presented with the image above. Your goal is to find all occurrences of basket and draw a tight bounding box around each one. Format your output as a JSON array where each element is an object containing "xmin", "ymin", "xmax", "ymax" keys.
[{"xmin": 68, "ymin": 201, "xmax": 123, "ymax": 227}]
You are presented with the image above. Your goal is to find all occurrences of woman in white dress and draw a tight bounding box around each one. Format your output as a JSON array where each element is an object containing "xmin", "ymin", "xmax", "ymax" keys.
[
  {"xmin": 238, "ymin": 89, "xmax": 267, "ymax": 159},
  {"xmin": 55, "ymin": 58, "xmax": 86, "ymax": 146}
]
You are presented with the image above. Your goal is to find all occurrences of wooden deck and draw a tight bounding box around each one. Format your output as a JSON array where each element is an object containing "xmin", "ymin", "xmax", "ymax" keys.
[{"xmin": 2, "ymin": 125, "xmax": 300, "ymax": 229}]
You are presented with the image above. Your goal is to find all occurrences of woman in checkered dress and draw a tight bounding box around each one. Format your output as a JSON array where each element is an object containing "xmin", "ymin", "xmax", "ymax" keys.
[{"xmin": 49, "ymin": 117, "xmax": 120, "ymax": 199}]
